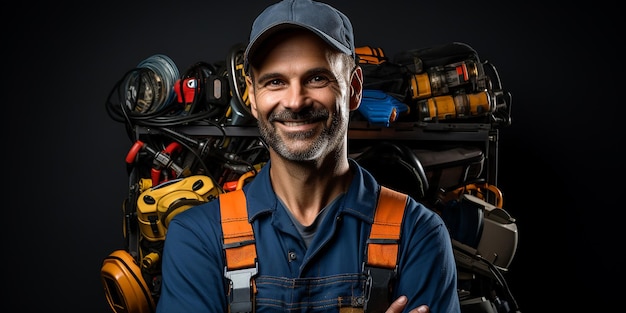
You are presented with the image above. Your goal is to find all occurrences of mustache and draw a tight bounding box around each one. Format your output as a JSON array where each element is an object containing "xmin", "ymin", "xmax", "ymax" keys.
[{"xmin": 268, "ymin": 109, "xmax": 330, "ymax": 122}]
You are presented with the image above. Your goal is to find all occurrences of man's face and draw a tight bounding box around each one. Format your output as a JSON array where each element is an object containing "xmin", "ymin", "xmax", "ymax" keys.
[{"xmin": 247, "ymin": 29, "xmax": 353, "ymax": 162}]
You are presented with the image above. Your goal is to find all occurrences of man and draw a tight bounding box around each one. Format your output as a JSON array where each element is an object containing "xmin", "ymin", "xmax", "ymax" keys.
[{"xmin": 156, "ymin": 1, "xmax": 460, "ymax": 312}]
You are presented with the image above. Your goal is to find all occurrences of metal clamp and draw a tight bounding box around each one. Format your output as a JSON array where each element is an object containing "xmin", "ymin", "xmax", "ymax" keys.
[
  {"xmin": 224, "ymin": 264, "xmax": 258, "ymax": 313},
  {"xmin": 362, "ymin": 264, "xmax": 397, "ymax": 313}
]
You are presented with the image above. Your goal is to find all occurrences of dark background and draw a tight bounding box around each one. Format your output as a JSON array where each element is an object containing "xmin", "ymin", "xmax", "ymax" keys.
[{"xmin": 7, "ymin": 0, "xmax": 621, "ymax": 311}]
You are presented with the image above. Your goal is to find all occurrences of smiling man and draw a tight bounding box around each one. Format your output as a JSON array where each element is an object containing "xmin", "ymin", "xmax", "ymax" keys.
[{"xmin": 155, "ymin": 1, "xmax": 460, "ymax": 312}]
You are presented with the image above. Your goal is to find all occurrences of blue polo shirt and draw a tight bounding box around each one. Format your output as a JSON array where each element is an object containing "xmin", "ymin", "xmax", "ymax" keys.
[{"xmin": 156, "ymin": 159, "xmax": 460, "ymax": 313}]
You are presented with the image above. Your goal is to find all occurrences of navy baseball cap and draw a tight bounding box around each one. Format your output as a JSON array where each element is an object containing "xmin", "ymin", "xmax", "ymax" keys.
[{"xmin": 245, "ymin": 0, "xmax": 355, "ymax": 72}]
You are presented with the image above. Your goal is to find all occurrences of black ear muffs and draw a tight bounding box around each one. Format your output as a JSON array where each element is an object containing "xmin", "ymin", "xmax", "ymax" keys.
[
  {"xmin": 354, "ymin": 141, "xmax": 429, "ymax": 200},
  {"xmin": 101, "ymin": 250, "xmax": 155, "ymax": 313}
]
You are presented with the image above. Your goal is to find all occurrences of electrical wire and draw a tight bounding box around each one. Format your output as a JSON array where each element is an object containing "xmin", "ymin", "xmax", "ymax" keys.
[
  {"xmin": 136, "ymin": 54, "xmax": 180, "ymax": 111},
  {"xmin": 475, "ymin": 254, "xmax": 521, "ymax": 313},
  {"xmin": 152, "ymin": 127, "xmax": 225, "ymax": 194},
  {"xmin": 105, "ymin": 68, "xmax": 227, "ymax": 142}
]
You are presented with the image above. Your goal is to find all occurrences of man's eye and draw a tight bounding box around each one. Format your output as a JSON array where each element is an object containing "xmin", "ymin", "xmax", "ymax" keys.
[
  {"xmin": 308, "ymin": 75, "xmax": 331, "ymax": 87},
  {"xmin": 265, "ymin": 79, "xmax": 284, "ymax": 88}
]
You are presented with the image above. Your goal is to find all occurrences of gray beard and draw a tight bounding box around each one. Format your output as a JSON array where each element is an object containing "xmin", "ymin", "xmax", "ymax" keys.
[{"xmin": 257, "ymin": 110, "xmax": 345, "ymax": 162}]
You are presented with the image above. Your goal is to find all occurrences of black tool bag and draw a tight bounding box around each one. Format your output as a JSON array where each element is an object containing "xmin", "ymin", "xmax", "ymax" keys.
[
  {"xmin": 356, "ymin": 46, "xmax": 408, "ymax": 100},
  {"xmin": 393, "ymin": 42, "xmax": 480, "ymax": 75}
]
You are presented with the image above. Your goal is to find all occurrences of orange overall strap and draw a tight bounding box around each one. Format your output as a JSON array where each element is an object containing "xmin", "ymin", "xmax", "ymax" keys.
[
  {"xmin": 218, "ymin": 189, "xmax": 258, "ymax": 313},
  {"xmin": 367, "ymin": 186, "xmax": 408, "ymax": 268},
  {"xmin": 220, "ymin": 189, "xmax": 258, "ymax": 313},
  {"xmin": 220, "ymin": 189, "xmax": 257, "ymax": 270},
  {"xmin": 363, "ymin": 186, "xmax": 408, "ymax": 313}
]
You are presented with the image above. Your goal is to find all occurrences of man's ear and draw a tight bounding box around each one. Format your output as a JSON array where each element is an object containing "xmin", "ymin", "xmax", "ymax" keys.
[
  {"xmin": 245, "ymin": 75, "xmax": 258, "ymax": 119},
  {"xmin": 349, "ymin": 66, "xmax": 363, "ymax": 111}
]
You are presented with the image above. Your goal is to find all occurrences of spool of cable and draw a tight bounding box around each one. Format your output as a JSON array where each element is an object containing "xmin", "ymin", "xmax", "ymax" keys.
[{"xmin": 123, "ymin": 54, "xmax": 180, "ymax": 114}]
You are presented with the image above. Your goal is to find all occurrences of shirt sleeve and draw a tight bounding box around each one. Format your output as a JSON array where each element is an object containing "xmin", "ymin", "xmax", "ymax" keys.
[
  {"xmin": 155, "ymin": 202, "xmax": 228, "ymax": 313},
  {"xmin": 395, "ymin": 198, "xmax": 462, "ymax": 313}
]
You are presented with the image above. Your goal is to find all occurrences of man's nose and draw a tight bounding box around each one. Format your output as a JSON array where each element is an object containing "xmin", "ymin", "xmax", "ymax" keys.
[{"xmin": 283, "ymin": 82, "xmax": 309, "ymax": 112}]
